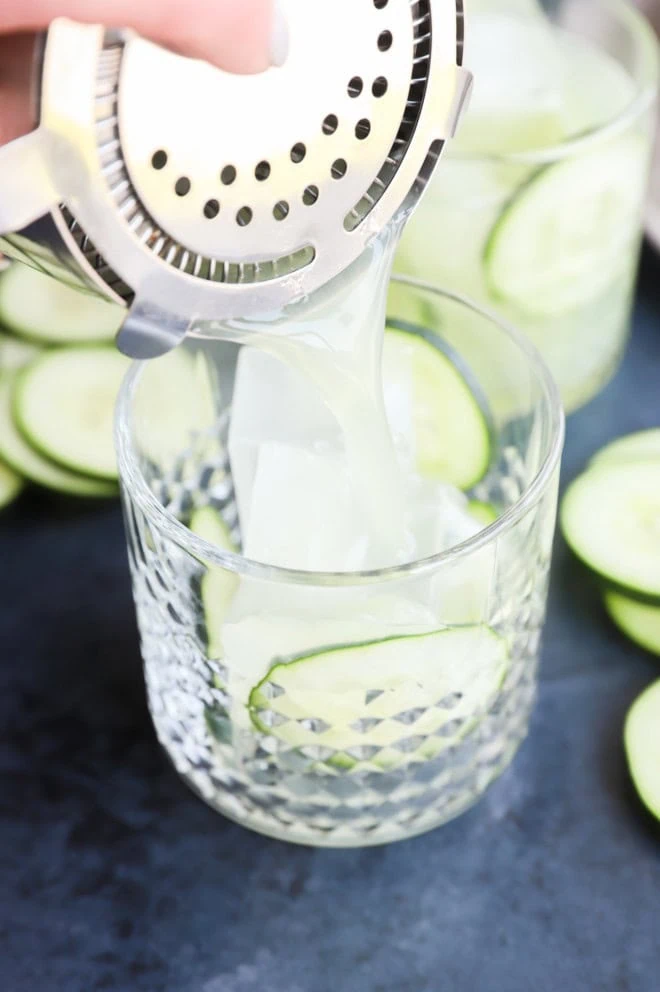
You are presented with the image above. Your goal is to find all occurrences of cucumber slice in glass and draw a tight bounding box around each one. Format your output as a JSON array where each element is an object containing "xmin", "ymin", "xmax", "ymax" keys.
[
  {"xmin": 249, "ymin": 626, "xmax": 507, "ymax": 766},
  {"xmin": 0, "ymin": 459, "xmax": 23, "ymax": 510},
  {"xmin": 0, "ymin": 264, "xmax": 123, "ymax": 344},
  {"xmin": 14, "ymin": 347, "xmax": 129, "ymax": 481},
  {"xmin": 604, "ymin": 591, "xmax": 660, "ymax": 656},
  {"xmin": 485, "ymin": 136, "xmax": 647, "ymax": 317},
  {"xmin": 190, "ymin": 506, "xmax": 238, "ymax": 661},
  {"xmin": 0, "ymin": 373, "xmax": 117, "ymax": 497},
  {"xmin": 561, "ymin": 461, "xmax": 660, "ymax": 599},
  {"xmin": 590, "ymin": 429, "xmax": 660, "ymax": 469},
  {"xmin": 382, "ymin": 328, "xmax": 491, "ymax": 490},
  {"xmin": 468, "ymin": 500, "xmax": 499, "ymax": 528},
  {"xmin": 625, "ymin": 680, "xmax": 660, "ymax": 821},
  {"xmin": 386, "ymin": 279, "xmax": 437, "ymax": 331}
]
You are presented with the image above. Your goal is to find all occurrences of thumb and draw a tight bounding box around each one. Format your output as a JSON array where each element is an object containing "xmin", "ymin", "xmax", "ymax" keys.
[{"xmin": 0, "ymin": 0, "xmax": 287, "ymax": 74}]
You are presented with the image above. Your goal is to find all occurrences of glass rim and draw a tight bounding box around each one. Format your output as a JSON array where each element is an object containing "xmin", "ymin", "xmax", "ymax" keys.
[
  {"xmin": 115, "ymin": 278, "xmax": 565, "ymax": 588},
  {"xmin": 453, "ymin": 0, "xmax": 659, "ymax": 168}
]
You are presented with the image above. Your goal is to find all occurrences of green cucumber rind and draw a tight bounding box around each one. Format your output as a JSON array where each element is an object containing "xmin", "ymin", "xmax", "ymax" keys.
[
  {"xmin": 190, "ymin": 506, "xmax": 239, "ymax": 662},
  {"xmin": 0, "ymin": 264, "xmax": 122, "ymax": 345},
  {"xmin": 248, "ymin": 627, "xmax": 508, "ymax": 767},
  {"xmin": 560, "ymin": 462, "xmax": 660, "ymax": 601},
  {"xmin": 468, "ymin": 500, "xmax": 499, "ymax": 528},
  {"xmin": 590, "ymin": 429, "xmax": 660, "ymax": 469},
  {"xmin": 624, "ymin": 680, "xmax": 660, "ymax": 821},
  {"xmin": 384, "ymin": 326, "xmax": 493, "ymax": 491},
  {"xmin": 484, "ymin": 161, "xmax": 546, "ymax": 306},
  {"xmin": 0, "ymin": 373, "xmax": 118, "ymax": 497},
  {"xmin": 12, "ymin": 348, "xmax": 124, "ymax": 482},
  {"xmin": 484, "ymin": 137, "xmax": 646, "ymax": 318},
  {"xmin": 0, "ymin": 460, "xmax": 24, "ymax": 510},
  {"xmin": 604, "ymin": 591, "xmax": 660, "ymax": 657}
]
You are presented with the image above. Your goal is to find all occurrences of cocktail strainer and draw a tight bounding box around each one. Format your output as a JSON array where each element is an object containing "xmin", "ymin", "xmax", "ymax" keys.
[{"xmin": 0, "ymin": 0, "xmax": 471, "ymax": 357}]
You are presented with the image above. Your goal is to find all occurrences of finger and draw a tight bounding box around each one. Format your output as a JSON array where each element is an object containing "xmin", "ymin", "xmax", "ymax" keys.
[{"xmin": 0, "ymin": 0, "xmax": 280, "ymax": 74}]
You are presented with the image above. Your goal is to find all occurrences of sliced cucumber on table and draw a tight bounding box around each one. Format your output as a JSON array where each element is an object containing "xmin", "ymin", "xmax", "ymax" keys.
[
  {"xmin": 590, "ymin": 429, "xmax": 660, "ymax": 469},
  {"xmin": 0, "ymin": 373, "xmax": 117, "ymax": 497},
  {"xmin": 383, "ymin": 328, "xmax": 492, "ymax": 490},
  {"xmin": 604, "ymin": 591, "xmax": 660, "ymax": 657},
  {"xmin": 0, "ymin": 331, "xmax": 41, "ymax": 372},
  {"xmin": 14, "ymin": 347, "xmax": 129, "ymax": 481},
  {"xmin": 561, "ymin": 461, "xmax": 660, "ymax": 599},
  {"xmin": 625, "ymin": 680, "xmax": 660, "ymax": 821},
  {"xmin": 190, "ymin": 506, "xmax": 238, "ymax": 661},
  {"xmin": 0, "ymin": 263, "xmax": 123, "ymax": 344},
  {"xmin": 249, "ymin": 626, "xmax": 507, "ymax": 767},
  {"xmin": 0, "ymin": 459, "xmax": 23, "ymax": 510},
  {"xmin": 485, "ymin": 136, "xmax": 646, "ymax": 317}
]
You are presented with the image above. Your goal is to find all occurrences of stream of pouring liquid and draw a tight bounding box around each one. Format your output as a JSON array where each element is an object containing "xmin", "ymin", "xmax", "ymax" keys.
[{"xmin": 198, "ymin": 218, "xmax": 409, "ymax": 567}]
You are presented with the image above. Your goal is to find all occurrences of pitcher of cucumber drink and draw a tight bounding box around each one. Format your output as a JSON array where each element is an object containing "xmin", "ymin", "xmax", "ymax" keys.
[
  {"xmin": 394, "ymin": 0, "xmax": 659, "ymax": 413},
  {"xmin": 0, "ymin": 0, "xmax": 564, "ymax": 846}
]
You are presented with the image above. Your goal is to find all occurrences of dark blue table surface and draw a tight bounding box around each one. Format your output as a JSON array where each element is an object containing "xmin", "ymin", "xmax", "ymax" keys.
[{"xmin": 2, "ymin": 253, "xmax": 660, "ymax": 992}]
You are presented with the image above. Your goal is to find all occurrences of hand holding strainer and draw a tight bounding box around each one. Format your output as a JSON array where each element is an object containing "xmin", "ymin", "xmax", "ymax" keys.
[{"xmin": 0, "ymin": 0, "xmax": 471, "ymax": 358}]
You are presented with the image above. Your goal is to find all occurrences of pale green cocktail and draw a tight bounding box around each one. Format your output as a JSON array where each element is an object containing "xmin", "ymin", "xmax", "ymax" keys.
[{"xmin": 394, "ymin": 0, "xmax": 658, "ymax": 412}]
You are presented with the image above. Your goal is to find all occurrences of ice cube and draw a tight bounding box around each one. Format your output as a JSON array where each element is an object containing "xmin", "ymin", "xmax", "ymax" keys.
[
  {"xmin": 401, "ymin": 476, "xmax": 497, "ymax": 624},
  {"xmin": 243, "ymin": 441, "xmax": 370, "ymax": 572},
  {"xmin": 408, "ymin": 478, "xmax": 482, "ymax": 558},
  {"xmin": 382, "ymin": 330, "xmax": 415, "ymax": 468},
  {"xmin": 228, "ymin": 347, "xmax": 340, "ymax": 532}
]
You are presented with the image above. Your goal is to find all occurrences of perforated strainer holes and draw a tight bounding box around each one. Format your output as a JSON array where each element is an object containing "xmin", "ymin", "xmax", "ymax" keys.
[
  {"xmin": 303, "ymin": 185, "xmax": 319, "ymax": 206},
  {"xmin": 323, "ymin": 115, "xmax": 339, "ymax": 136},
  {"xmin": 255, "ymin": 161, "xmax": 271, "ymax": 182},
  {"xmin": 221, "ymin": 165, "xmax": 237, "ymax": 185},
  {"xmin": 348, "ymin": 77, "xmax": 364, "ymax": 98},
  {"xmin": 273, "ymin": 201, "xmax": 290, "ymax": 221},
  {"xmin": 204, "ymin": 199, "xmax": 220, "ymax": 219},
  {"xmin": 151, "ymin": 150, "xmax": 168, "ymax": 170},
  {"xmin": 355, "ymin": 119, "xmax": 371, "ymax": 141},
  {"xmin": 236, "ymin": 207, "xmax": 253, "ymax": 227},
  {"xmin": 331, "ymin": 158, "xmax": 348, "ymax": 180},
  {"xmin": 290, "ymin": 143, "xmax": 307, "ymax": 164},
  {"xmin": 378, "ymin": 30, "xmax": 393, "ymax": 51},
  {"xmin": 175, "ymin": 177, "xmax": 191, "ymax": 196},
  {"xmin": 372, "ymin": 76, "xmax": 388, "ymax": 98}
]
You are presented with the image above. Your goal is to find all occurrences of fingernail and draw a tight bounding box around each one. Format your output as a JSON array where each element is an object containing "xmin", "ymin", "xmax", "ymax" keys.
[{"xmin": 270, "ymin": 0, "xmax": 290, "ymax": 67}]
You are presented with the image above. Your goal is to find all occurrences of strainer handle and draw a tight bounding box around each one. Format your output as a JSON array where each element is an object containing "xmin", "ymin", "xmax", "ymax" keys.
[{"xmin": 0, "ymin": 129, "xmax": 58, "ymax": 235}]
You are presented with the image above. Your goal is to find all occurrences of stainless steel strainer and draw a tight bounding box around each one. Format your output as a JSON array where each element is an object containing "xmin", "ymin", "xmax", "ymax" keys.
[{"xmin": 0, "ymin": 0, "xmax": 471, "ymax": 358}]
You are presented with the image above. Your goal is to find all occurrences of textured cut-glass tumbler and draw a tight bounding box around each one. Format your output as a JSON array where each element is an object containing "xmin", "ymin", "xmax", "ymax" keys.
[{"xmin": 116, "ymin": 279, "xmax": 564, "ymax": 847}]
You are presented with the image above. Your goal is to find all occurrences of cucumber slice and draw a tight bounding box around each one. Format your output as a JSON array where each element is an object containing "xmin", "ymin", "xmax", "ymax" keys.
[
  {"xmin": 0, "ymin": 459, "xmax": 23, "ymax": 510},
  {"xmin": 468, "ymin": 500, "xmax": 499, "ymax": 528},
  {"xmin": 190, "ymin": 506, "xmax": 238, "ymax": 661},
  {"xmin": 14, "ymin": 348, "xmax": 129, "ymax": 481},
  {"xmin": 0, "ymin": 331, "xmax": 41, "ymax": 372},
  {"xmin": 624, "ymin": 680, "xmax": 660, "ymax": 821},
  {"xmin": 0, "ymin": 264, "xmax": 123, "ymax": 344},
  {"xmin": 590, "ymin": 429, "xmax": 660, "ymax": 469},
  {"xmin": 485, "ymin": 136, "xmax": 647, "ymax": 317},
  {"xmin": 0, "ymin": 374, "xmax": 117, "ymax": 497},
  {"xmin": 561, "ymin": 461, "xmax": 660, "ymax": 599},
  {"xmin": 604, "ymin": 591, "xmax": 660, "ymax": 657},
  {"xmin": 249, "ymin": 626, "xmax": 507, "ymax": 766},
  {"xmin": 383, "ymin": 328, "xmax": 491, "ymax": 490},
  {"xmin": 386, "ymin": 280, "xmax": 437, "ymax": 331}
]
